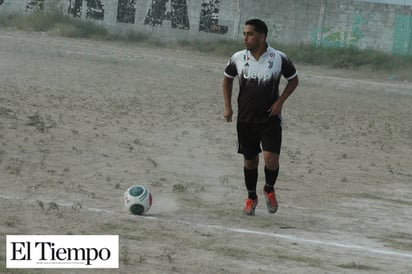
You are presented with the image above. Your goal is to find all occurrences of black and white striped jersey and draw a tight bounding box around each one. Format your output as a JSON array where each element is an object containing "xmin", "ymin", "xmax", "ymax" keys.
[{"xmin": 224, "ymin": 45, "xmax": 297, "ymax": 123}]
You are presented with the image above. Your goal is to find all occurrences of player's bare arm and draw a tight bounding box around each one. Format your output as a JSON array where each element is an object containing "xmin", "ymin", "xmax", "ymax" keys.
[
  {"xmin": 268, "ymin": 76, "xmax": 299, "ymax": 117},
  {"xmin": 223, "ymin": 76, "xmax": 234, "ymax": 122}
]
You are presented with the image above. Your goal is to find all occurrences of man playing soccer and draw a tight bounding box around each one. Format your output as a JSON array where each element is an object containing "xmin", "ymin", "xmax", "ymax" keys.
[{"xmin": 223, "ymin": 19, "xmax": 299, "ymax": 215}]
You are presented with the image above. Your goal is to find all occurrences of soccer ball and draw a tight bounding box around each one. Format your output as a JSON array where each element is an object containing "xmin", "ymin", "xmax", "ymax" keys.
[{"xmin": 124, "ymin": 185, "xmax": 153, "ymax": 215}]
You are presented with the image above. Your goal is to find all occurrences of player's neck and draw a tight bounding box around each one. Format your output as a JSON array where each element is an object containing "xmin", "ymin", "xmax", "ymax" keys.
[{"xmin": 250, "ymin": 43, "xmax": 268, "ymax": 61}]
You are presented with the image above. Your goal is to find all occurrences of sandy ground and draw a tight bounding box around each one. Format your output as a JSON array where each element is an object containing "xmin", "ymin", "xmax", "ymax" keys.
[{"xmin": 0, "ymin": 29, "xmax": 411, "ymax": 274}]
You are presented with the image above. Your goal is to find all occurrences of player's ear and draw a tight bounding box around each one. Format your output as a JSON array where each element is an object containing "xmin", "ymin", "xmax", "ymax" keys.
[{"xmin": 259, "ymin": 32, "xmax": 266, "ymax": 42}]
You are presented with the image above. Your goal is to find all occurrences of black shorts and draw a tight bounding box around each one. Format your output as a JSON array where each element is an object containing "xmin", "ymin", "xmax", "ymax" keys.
[{"xmin": 237, "ymin": 117, "xmax": 282, "ymax": 160}]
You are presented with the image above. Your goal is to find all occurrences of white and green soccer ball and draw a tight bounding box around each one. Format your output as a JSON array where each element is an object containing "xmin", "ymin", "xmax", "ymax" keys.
[{"xmin": 124, "ymin": 185, "xmax": 153, "ymax": 215}]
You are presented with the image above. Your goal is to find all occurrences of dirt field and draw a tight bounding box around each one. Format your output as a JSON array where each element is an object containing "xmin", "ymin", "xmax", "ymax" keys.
[{"xmin": 1, "ymin": 29, "xmax": 411, "ymax": 273}]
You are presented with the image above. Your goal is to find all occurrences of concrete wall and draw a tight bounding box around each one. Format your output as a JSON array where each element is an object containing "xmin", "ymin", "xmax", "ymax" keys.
[{"xmin": 1, "ymin": 0, "xmax": 411, "ymax": 55}]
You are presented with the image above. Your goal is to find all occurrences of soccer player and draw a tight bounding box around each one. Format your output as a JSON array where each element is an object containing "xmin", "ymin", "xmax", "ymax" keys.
[{"xmin": 223, "ymin": 19, "xmax": 299, "ymax": 215}]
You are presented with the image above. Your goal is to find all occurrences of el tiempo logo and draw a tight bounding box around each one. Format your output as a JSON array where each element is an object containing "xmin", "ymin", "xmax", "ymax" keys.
[{"xmin": 6, "ymin": 235, "xmax": 119, "ymax": 269}]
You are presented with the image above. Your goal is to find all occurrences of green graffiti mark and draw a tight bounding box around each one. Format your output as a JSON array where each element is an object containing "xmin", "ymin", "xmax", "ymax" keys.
[{"xmin": 312, "ymin": 14, "xmax": 367, "ymax": 48}]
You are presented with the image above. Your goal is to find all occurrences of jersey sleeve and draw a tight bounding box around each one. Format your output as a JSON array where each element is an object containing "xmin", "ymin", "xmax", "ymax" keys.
[
  {"xmin": 224, "ymin": 56, "xmax": 238, "ymax": 78},
  {"xmin": 280, "ymin": 53, "xmax": 298, "ymax": 80}
]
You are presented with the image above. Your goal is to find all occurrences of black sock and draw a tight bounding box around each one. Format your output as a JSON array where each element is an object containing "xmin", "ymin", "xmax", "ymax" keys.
[
  {"xmin": 264, "ymin": 166, "xmax": 279, "ymax": 193},
  {"xmin": 244, "ymin": 167, "xmax": 258, "ymax": 200}
]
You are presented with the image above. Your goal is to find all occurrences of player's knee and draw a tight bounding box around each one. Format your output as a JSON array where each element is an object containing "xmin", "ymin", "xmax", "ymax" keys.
[
  {"xmin": 264, "ymin": 154, "xmax": 279, "ymax": 170},
  {"xmin": 244, "ymin": 156, "xmax": 259, "ymax": 169}
]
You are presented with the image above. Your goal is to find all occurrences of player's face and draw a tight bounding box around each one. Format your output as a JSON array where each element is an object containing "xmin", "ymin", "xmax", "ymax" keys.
[{"xmin": 243, "ymin": 24, "xmax": 264, "ymax": 51}]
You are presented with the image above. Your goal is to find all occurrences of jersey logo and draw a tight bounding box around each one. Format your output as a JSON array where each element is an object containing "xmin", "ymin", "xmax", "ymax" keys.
[
  {"xmin": 243, "ymin": 71, "xmax": 272, "ymax": 80},
  {"xmin": 268, "ymin": 52, "xmax": 276, "ymax": 69}
]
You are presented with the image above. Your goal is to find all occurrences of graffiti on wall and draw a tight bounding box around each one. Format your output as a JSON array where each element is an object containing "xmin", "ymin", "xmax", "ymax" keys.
[
  {"xmin": 25, "ymin": 0, "xmax": 44, "ymax": 12},
  {"xmin": 144, "ymin": 0, "xmax": 190, "ymax": 30},
  {"xmin": 68, "ymin": 0, "xmax": 104, "ymax": 20},
  {"xmin": 68, "ymin": 0, "xmax": 82, "ymax": 17},
  {"xmin": 199, "ymin": 0, "xmax": 227, "ymax": 34},
  {"xmin": 86, "ymin": 0, "xmax": 104, "ymax": 20},
  {"xmin": 271, "ymin": 23, "xmax": 285, "ymax": 38},
  {"xmin": 63, "ymin": 0, "xmax": 227, "ymax": 35},
  {"xmin": 0, "ymin": 1, "xmax": 4, "ymax": 6},
  {"xmin": 312, "ymin": 14, "xmax": 367, "ymax": 48},
  {"xmin": 117, "ymin": 0, "xmax": 136, "ymax": 23},
  {"xmin": 312, "ymin": 28, "xmax": 360, "ymax": 48}
]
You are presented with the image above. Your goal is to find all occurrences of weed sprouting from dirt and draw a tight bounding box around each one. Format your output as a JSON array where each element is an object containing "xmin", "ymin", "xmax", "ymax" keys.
[
  {"xmin": 26, "ymin": 113, "xmax": 56, "ymax": 132},
  {"xmin": 173, "ymin": 184, "xmax": 187, "ymax": 193},
  {"xmin": 277, "ymin": 254, "xmax": 322, "ymax": 267},
  {"xmin": 36, "ymin": 200, "xmax": 45, "ymax": 211},
  {"xmin": 120, "ymin": 246, "xmax": 130, "ymax": 265},
  {"xmin": 337, "ymin": 262, "xmax": 380, "ymax": 271},
  {"xmin": 370, "ymin": 232, "xmax": 412, "ymax": 251},
  {"xmin": 6, "ymin": 158, "xmax": 24, "ymax": 175}
]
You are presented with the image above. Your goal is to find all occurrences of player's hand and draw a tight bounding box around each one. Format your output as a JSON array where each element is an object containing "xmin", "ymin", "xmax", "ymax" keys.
[
  {"xmin": 268, "ymin": 101, "xmax": 282, "ymax": 117},
  {"xmin": 224, "ymin": 108, "xmax": 233, "ymax": 122}
]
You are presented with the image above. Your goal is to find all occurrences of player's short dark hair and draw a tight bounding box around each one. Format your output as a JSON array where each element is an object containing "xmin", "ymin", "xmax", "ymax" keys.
[{"xmin": 245, "ymin": 19, "xmax": 268, "ymax": 37}]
